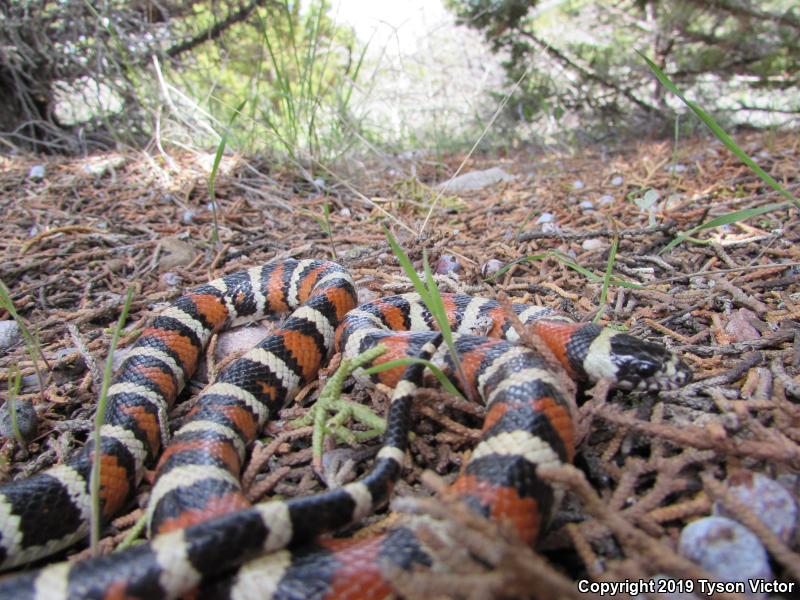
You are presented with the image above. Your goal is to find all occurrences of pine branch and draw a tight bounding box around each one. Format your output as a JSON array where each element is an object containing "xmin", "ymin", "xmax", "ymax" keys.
[
  {"xmin": 520, "ymin": 30, "xmax": 658, "ymax": 114},
  {"xmin": 165, "ymin": 0, "xmax": 277, "ymax": 58}
]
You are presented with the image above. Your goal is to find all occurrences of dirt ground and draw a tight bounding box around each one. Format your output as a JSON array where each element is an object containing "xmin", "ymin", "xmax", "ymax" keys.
[{"xmin": 1, "ymin": 131, "xmax": 799, "ymax": 598}]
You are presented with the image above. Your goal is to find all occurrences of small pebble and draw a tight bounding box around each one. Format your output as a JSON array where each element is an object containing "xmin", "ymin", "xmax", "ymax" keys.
[
  {"xmin": 159, "ymin": 272, "xmax": 183, "ymax": 290},
  {"xmin": 82, "ymin": 155, "xmax": 126, "ymax": 177},
  {"xmin": 536, "ymin": 212, "xmax": 555, "ymax": 224},
  {"xmin": 339, "ymin": 207, "xmax": 351, "ymax": 218},
  {"xmin": 312, "ymin": 177, "xmax": 326, "ymax": 189},
  {"xmin": 180, "ymin": 209, "xmax": 196, "ymax": 225},
  {"xmin": 435, "ymin": 254, "xmax": 462, "ymax": 276},
  {"xmin": 0, "ymin": 321, "xmax": 22, "ymax": 355},
  {"xmin": 437, "ymin": 167, "xmax": 514, "ymax": 192},
  {"xmin": 53, "ymin": 347, "xmax": 77, "ymax": 361},
  {"xmin": 579, "ymin": 200, "xmax": 594, "ymax": 210},
  {"xmin": 480, "ymin": 259, "xmax": 505, "ymax": 278},
  {"xmin": 28, "ymin": 165, "xmax": 45, "ymax": 180},
  {"xmin": 572, "ymin": 179, "xmax": 584, "ymax": 190},
  {"xmin": 611, "ymin": 175, "xmax": 624, "ymax": 186},
  {"xmin": 195, "ymin": 325, "xmax": 272, "ymax": 382},
  {"xmin": 599, "ymin": 194, "xmax": 614, "ymax": 205},
  {"xmin": 581, "ymin": 238, "xmax": 604, "ymax": 251},
  {"xmin": 357, "ymin": 287, "xmax": 380, "ymax": 304},
  {"xmin": 20, "ymin": 374, "xmax": 38, "ymax": 389},
  {"xmin": 158, "ymin": 238, "xmax": 197, "ymax": 271},
  {"xmin": 541, "ymin": 221, "xmax": 558, "ymax": 233},
  {"xmin": 715, "ymin": 471, "xmax": 797, "ymax": 543},
  {"xmin": 0, "ymin": 399, "xmax": 38, "ymax": 443},
  {"xmin": 666, "ymin": 163, "xmax": 687, "ymax": 173},
  {"xmin": 678, "ymin": 516, "xmax": 771, "ymax": 599},
  {"xmin": 112, "ymin": 347, "xmax": 131, "ymax": 372},
  {"xmin": 724, "ymin": 308, "xmax": 762, "ymax": 343}
]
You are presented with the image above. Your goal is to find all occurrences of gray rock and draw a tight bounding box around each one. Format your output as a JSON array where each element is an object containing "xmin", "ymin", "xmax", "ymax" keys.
[
  {"xmin": 679, "ymin": 516, "xmax": 771, "ymax": 599},
  {"xmin": 715, "ymin": 471, "xmax": 797, "ymax": 543},
  {"xmin": 437, "ymin": 167, "xmax": 514, "ymax": 193},
  {"xmin": 435, "ymin": 254, "xmax": 462, "ymax": 276},
  {"xmin": 82, "ymin": 155, "xmax": 126, "ymax": 177},
  {"xmin": 0, "ymin": 398, "xmax": 38, "ymax": 443},
  {"xmin": 0, "ymin": 320, "xmax": 22, "ymax": 355},
  {"xmin": 480, "ymin": 259, "xmax": 505, "ymax": 278}
]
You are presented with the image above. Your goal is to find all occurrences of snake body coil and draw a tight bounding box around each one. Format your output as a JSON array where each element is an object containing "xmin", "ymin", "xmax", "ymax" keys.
[{"xmin": 0, "ymin": 259, "xmax": 690, "ymax": 599}]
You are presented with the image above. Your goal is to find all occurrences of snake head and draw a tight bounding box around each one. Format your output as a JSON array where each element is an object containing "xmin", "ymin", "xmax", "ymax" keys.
[{"xmin": 606, "ymin": 333, "xmax": 692, "ymax": 391}]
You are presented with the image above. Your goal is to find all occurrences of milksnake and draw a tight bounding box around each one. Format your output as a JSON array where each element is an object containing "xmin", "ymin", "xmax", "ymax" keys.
[{"xmin": 0, "ymin": 258, "xmax": 691, "ymax": 598}]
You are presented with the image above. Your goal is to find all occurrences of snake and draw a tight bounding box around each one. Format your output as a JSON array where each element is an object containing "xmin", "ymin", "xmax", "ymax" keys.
[{"xmin": 0, "ymin": 258, "xmax": 691, "ymax": 598}]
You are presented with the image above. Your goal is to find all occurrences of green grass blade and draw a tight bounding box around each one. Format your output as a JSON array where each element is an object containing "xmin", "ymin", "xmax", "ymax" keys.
[
  {"xmin": 594, "ymin": 236, "xmax": 619, "ymax": 323},
  {"xmin": 661, "ymin": 201, "xmax": 787, "ymax": 253},
  {"xmin": 486, "ymin": 252, "xmax": 641, "ymax": 289},
  {"xmin": 0, "ymin": 279, "xmax": 48, "ymax": 393},
  {"xmin": 364, "ymin": 358, "xmax": 463, "ymax": 399},
  {"xmin": 422, "ymin": 250, "xmax": 471, "ymax": 394},
  {"xmin": 90, "ymin": 287, "xmax": 134, "ymax": 556},
  {"xmin": 6, "ymin": 365, "xmax": 24, "ymax": 446},
  {"xmin": 422, "ymin": 250, "xmax": 456, "ymax": 351},
  {"xmin": 383, "ymin": 227, "xmax": 431, "ymax": 303},
  {"xmin": 209, "ymin": 99, "xmax": 247, "ymax": 244},
  {"xmin": 638, "ymin": 51, "xmax": 797, "ymax": 210},
  {"xmin": 384, "ymin": 229, "xmax": 473, "ymax": 399}
]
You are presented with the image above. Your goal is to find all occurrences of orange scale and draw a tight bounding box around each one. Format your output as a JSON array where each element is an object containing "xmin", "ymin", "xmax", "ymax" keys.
[
  {"xmin": 448, "ymin": 474, "xmax": 541, "ymax": 545},
  {"xmin": 320, "ymin": 535, "xmax": 393, "ymax": 600},
  {"xmin": 189, "ymin": 293, "xmax": 229, "ymax": 333}
]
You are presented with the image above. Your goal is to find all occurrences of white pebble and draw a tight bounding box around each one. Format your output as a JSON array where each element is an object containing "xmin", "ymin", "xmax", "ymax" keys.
[
  {"xmin": 28, "ymin": 165, "xmax": 45, "ymax": 180},
  {"xmin": 541, "ymin": 221, "xmax": 558, "ymax": 233},
  {"xmin": 611, "ymin": 175, "xmax": 623, "ymax": 186},
  {"xmin": 581, "ymin": 238, "xmax": 604, "ymax": 251},
  {"xmin": 181, "ymin": 209, "xmax": 196, "ymax": 225},
  {"xmin": 536, "ymin": 212, "xmax": 555, "ymax": 224}
]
